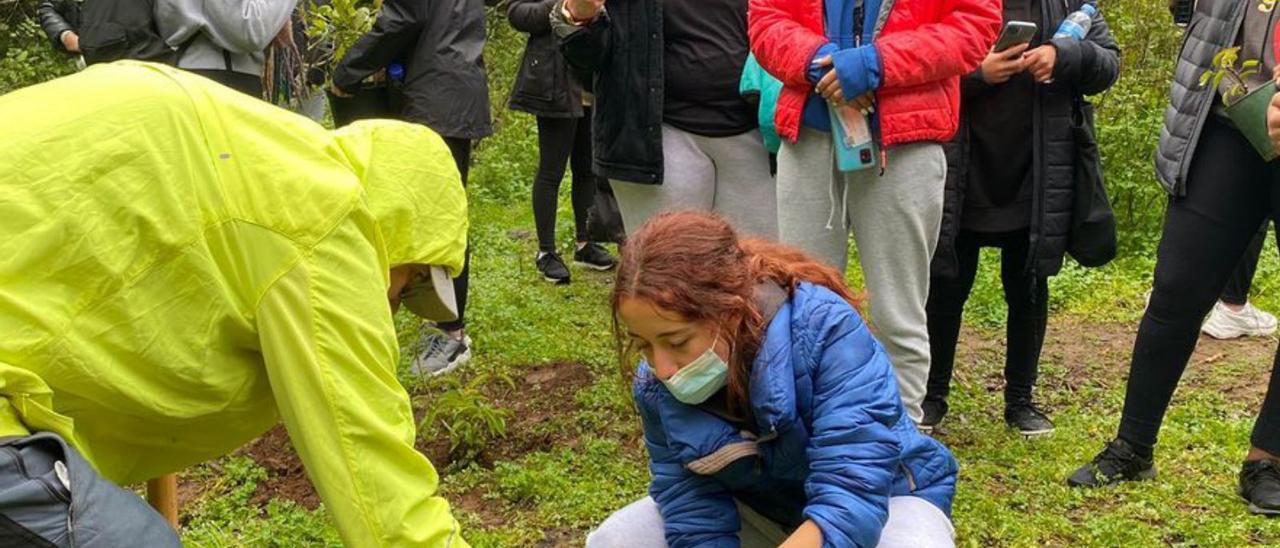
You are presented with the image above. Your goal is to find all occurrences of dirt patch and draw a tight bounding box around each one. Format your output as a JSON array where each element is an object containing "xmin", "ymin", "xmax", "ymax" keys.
[
  {"xmin": 957, "ymin": 318, "xmax": 1277, "ymax": 402},
  {"xmin": 241, "ymin": 426, "xmax": 322, "ymax": 510},
  {"xmin": 234, "ymin": 362, "xmax": 597, "ymax": 512}
]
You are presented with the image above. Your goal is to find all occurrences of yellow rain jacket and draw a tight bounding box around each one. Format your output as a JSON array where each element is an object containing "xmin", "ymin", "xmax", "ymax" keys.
[{"xmin": 0, "ymin": 61, "xmax": 469, "ymax": 547}]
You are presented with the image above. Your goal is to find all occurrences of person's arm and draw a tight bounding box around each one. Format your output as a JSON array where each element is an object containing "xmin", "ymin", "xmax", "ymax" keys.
[
  {"xmin": 256, "ymin": 218, "xmax": 468, "ymax": 548},
  {"xmin": 872, "ymin": 0, "xmax": 1002, "ymax": 90},
  {"xmin": 507, "ymin": 0, "xmax": 558, "ymax": 35},
  {"xmin": 550, "ymin": 0, "xmax": 612, "ymax": 73},
  {"xmin": 799, "ymin": 301, "xmax": 904, "ymax": 548},
  {"xmin": 634, "ymin": 380, "xmax": 740, "ymax": 548},
  {"xmin": 198, "ymin": 0, "xmax": 297, "ymax": 53},
  {"xmin": 1049, "ymin": 6, "xmax": 1122, "ymax": 95},
  {"xmin": 37, "ymin": 0, "xmax": 78, "ymax": 54},
  {"xmin": 747, "ymin": 0, "xmax": 831, "ymax": 88},
  {"xmin": 332, "ymin": 0, "xmax": 425, "ymax": 95}
]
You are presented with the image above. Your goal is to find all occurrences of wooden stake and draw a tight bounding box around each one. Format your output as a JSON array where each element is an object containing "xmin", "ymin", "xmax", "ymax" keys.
[{"xmin": 147, "ymin": 474, "xmax": 179, "ymax": 531}]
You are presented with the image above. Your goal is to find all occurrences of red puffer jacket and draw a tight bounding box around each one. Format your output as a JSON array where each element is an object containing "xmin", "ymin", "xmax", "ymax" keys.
[{"xmin": 749, "ymin": 0, "xmax": 1001, "ymax": 147}]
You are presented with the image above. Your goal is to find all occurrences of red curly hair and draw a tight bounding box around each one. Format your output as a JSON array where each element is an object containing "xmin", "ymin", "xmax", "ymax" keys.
[{"xmin": 611, "ymin": 211, "xmax": 861, "ymax": 414}]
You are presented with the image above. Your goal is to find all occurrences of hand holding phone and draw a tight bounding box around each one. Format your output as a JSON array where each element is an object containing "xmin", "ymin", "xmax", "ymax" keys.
[{"xmin": 981, "ymin": 43, "xmax": 1030, "ymax": 85}]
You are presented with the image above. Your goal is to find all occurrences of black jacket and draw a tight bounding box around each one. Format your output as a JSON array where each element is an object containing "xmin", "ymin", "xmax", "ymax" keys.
[
  {"xmin": 553, "ymin": 0, "xmax": 664, "ymax": 184},
  {"xmin": 37, "ymin": 0, "xmax": 172, "ymax": 64},
  {"xmin": 1155, "ymin": 0, "xmax": 1246, "ymax": 196},
  {"xmin": 933, "ymin": 0, "xmax": 1120, "ymax": 280},
  {"xmin": 508, "ymin": 0, "xmax": 584, "ymax": 118},
  {"xmin": 37, "ymin": 1, "xmax": 77, "ymax": 53},
  {"xmin": 334, "ymin": 0, "xmax": 493, "ymax": 140}
]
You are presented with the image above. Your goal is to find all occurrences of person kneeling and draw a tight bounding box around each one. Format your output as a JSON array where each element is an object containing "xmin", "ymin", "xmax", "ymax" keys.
[{"xmin": 589, "ymin": 211, "xmax": 959, "ymax": 547}]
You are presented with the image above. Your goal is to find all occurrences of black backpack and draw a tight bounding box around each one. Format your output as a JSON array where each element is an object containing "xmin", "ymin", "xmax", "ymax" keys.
[{"xmin": 77, "ymin": 0, "xmax": 175, "ymax": 65}]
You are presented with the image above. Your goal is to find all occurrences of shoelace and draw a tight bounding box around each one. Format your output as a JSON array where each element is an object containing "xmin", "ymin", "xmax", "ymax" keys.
[{"xmin": 1093, "ymin": 441, "xmax": 1141, "ymax": 477}]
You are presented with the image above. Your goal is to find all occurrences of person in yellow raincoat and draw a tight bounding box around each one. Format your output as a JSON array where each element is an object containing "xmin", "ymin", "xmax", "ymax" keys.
[{"xmin": 0, "ymin": 61, "xmax": 470, "ymax": 547}]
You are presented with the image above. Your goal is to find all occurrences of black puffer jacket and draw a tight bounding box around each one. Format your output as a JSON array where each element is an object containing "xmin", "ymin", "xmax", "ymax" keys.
[
  {"xmin": 934, "ymin": 0, "xmax": 1120, "ymax": 280},
  {"xmin": 508, "ymin": 0, "xmax": 584, "ymax": 118},
  {"xmin": 334, "ymin": 0, "xmax": 493, "ymax": 140},
  {"xmin": 552, "ymin": 0, "xmax": 664, "ymax": 184},
  {"xmin": 1155, "ymin": 0, "xmax": 1248, "ymax": 196}
]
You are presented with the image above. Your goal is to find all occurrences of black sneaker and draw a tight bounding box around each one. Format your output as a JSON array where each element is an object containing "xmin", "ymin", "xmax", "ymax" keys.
[
  {"xmin": 1067, "ymin": 438, "xmax": 1157, "ymax": 487},
  {"xmin": 537, "ymin": 252, "xmax": 571, "ymax": 284},
  {"xmin": 1005, "ymin": 402, "xmax": 1055, "ymax": 438},
  {"xmin": 574, "ymin": 242, "xmax": 618, "ymax": 271},
  {"xmin": 919, "ymin": 398, "xmax": 948, "ymax": 434},
  {"xmin": 1239, "ymin": 459, "xmax": 1280, "ymax": 515}
]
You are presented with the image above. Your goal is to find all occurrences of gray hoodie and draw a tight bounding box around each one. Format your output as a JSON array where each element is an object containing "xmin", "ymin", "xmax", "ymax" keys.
[{"xmin": 155, "ymin": 0, "xmax": 295, "ymax": 76}]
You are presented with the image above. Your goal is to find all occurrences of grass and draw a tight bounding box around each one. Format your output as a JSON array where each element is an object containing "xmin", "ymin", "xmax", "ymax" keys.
[
  {"xmin": 128, "ymin": 1, "xmax": 1280, "ymax": 545},
  {"xmin": 178, "ymin": 188, "xmax": 1280, "ymax": 546}
]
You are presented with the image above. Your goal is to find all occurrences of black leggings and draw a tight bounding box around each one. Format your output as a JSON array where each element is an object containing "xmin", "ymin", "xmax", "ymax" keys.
[
  {"xmin": 926, "ymin": 229, "xmax": 1048, "ymax": 405},
  {"xmin": 189, "ymin": 69, "xmax": 264, "ymax": 99},
  {"xmin": 438, "ymin": 137, "xmax": 471, "ymax": 333},
  {"xmin": 533, "ymin": 112, "xmax": 597, "ymax": 252},
  {"xmin": 1118, "ymin": 116, "xmax": 1280, "ymax": 456},
  {"xmin": 1220, "ymin": 223, "xmax": 1274, "ymax": 305}
]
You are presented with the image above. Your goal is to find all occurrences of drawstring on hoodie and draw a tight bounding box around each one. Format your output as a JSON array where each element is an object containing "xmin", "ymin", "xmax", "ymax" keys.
[{"xmin": 824, "ymin": 167, "xmax": 853, "ymax": 231}]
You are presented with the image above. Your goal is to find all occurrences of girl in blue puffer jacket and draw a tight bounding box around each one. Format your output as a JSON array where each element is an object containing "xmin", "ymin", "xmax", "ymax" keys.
[{"xmin": 589, "ymin": 210, "xmax": 960, "ymax": 548}]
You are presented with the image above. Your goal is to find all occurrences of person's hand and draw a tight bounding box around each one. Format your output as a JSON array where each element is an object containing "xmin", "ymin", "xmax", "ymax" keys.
[
  {"xmin": 564, "ymin": 0, "xmax": 605, "ymax": 22},
  {"xmin": 330, "ymin": 83, "xmax": 354, "ymax": 98},
  {"xmin": 1267, "ymin": 90, "xmax": 1280, "ymax": 155},
  {"xmin": 1024, "ymin": 44, "xmax": 1058, "ymax": 83},
  {"xmin": 980, "ymin": 42, "xmax": 1029, "ymax": 85},
  {"xmin": 814, "ymin": 55, "xmax": 846, "ymax": 104},
  {"xmin": 815, "ymin": 56, "xmax": 876, "ymax": 113},
  {"xmin": 60, "ymin": 30, "xmax": 80, "ymax": 54}
]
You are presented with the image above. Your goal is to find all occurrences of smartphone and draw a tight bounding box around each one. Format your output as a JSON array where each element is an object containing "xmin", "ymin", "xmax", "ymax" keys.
[
  {"xmin": 993, "ymin": 21, "xmax": 1038, "ymax": 52},
  {"xmin": 1171, "ymin": 0, "xmax": 1193, "ymax": 27},
  {"xmin": 830, "ymin": 105, "xmax": 877, "ymax": 172}
]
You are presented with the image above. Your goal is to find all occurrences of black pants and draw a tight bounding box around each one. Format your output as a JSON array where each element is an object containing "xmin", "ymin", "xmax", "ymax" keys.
[
  {"xmin": 438, "ymin": 137, "xmax": 472, "ymax": 333},
  {"xmin": 190, "ymin": 69, "xmax": 264, "ymax": 99},
  {"xmin": 926, "ymin": 229, "xmax": 1048, "ymax": 406},
  {"xmin": 1118, "ymin": 116, "xmax": 1280, "ymax": 456},
  {"xmin": 1220, "ymin": 223, "xmax": 1273, "ymax": 305},
  {"xmin": 533, "ymin": 113, "xmax": 597, "ymax": 252}
]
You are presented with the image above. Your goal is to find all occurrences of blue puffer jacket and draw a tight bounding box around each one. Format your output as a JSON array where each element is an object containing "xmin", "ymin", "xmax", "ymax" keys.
[{"xmin": 634, "ymin": 282, "xmax": 958, "ymax": 548}]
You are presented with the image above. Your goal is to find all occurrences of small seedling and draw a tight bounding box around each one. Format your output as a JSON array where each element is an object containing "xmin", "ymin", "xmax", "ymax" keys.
[
  {"xmin": 419, "ymin": 373, "xmax": 516, "ymax": 465},
  {"xmin": 1199, "ymin": 47, "xmax": 1261, "ymax": 105}
]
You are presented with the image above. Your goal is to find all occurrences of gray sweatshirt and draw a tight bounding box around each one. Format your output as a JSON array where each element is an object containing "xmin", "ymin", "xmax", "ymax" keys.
[{"xmin": 154, "ymin": 0, "xmax": 296, "ymax": 75}]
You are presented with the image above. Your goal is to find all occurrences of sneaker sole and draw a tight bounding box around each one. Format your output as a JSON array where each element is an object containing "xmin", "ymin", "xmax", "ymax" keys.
[
  {"xmin": 1017, "ymin": 426, "xmax": 1056, "ymax": 438},
  {"xmin": 1068, "ymin": 468, "xmax": 1158, "ymax": 488},
  {"xmin": 543, "ymin": 275, "xmax": 570, "ymax": 285},
  {"xmin": 574, "ymin": 260, "xmax": 617, "ymax": 272},
  {"xmin": 1248, "ymin": 503, "xmax": 1280, "ymax": 516},
  {"xmin": 1202, "ymin": 324, "xmax": 1278, "ymax": 340}
]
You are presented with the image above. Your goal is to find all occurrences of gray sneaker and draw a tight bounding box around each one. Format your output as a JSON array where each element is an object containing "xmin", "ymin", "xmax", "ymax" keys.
[{"xmin": 411, "ymin": 332, "xmax": 472, "ymax": 376}]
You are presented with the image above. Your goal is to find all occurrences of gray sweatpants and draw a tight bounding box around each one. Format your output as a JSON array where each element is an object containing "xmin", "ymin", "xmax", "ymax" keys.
[
  {"xmin": 776, "ymin": 129, "xmax": 946, "ymax": 423},
  {"xmin": 586, "ymin": 495, "xmax": 955, "ymax": 547},
  {"xmin": 612, "ymin": 125, "xmax": 778, "ymax": 239}
]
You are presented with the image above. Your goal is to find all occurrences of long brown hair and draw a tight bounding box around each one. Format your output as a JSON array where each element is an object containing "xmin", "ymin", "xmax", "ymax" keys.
[{"xmin": 611, "ymin": 211, "xmax": 861, "ymax": 414}]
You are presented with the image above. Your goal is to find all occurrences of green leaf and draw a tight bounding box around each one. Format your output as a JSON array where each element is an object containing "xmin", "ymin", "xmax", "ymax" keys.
[{"xmin": 1200, "ymin": 69, "xmax": 1215, "ymax": 87}]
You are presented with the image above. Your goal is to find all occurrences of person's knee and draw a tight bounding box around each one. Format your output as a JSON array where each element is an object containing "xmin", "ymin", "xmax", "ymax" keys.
[{"xmin": 877, "ymin": 497, "xmax": 954, "ymax": 548}]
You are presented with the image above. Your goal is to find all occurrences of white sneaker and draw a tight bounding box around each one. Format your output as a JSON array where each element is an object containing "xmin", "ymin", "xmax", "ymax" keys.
[{"xmin": 1201, "ymin": 301, "xmax": 1279, "ymax": 339}]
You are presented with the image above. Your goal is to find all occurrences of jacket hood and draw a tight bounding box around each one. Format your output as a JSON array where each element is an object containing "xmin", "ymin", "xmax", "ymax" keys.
[{"xmin": 332, "ymin": 121, "xmax": 469, "ymax": 276}]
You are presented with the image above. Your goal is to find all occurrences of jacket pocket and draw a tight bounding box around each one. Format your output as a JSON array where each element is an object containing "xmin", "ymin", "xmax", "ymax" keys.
[
  {"xmin": 79, "ymin": 21, "xmax": 129, "ymax": 65},
  {"xmin": 514, "ymin": 48, "xmax": 557, "ymax": 102}
]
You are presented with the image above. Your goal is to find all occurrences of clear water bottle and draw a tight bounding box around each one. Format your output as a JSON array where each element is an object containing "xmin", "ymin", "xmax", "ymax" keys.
[{"xmin": 1053, "ymin": 3, "xmax": 1097, "ymax": 41}]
